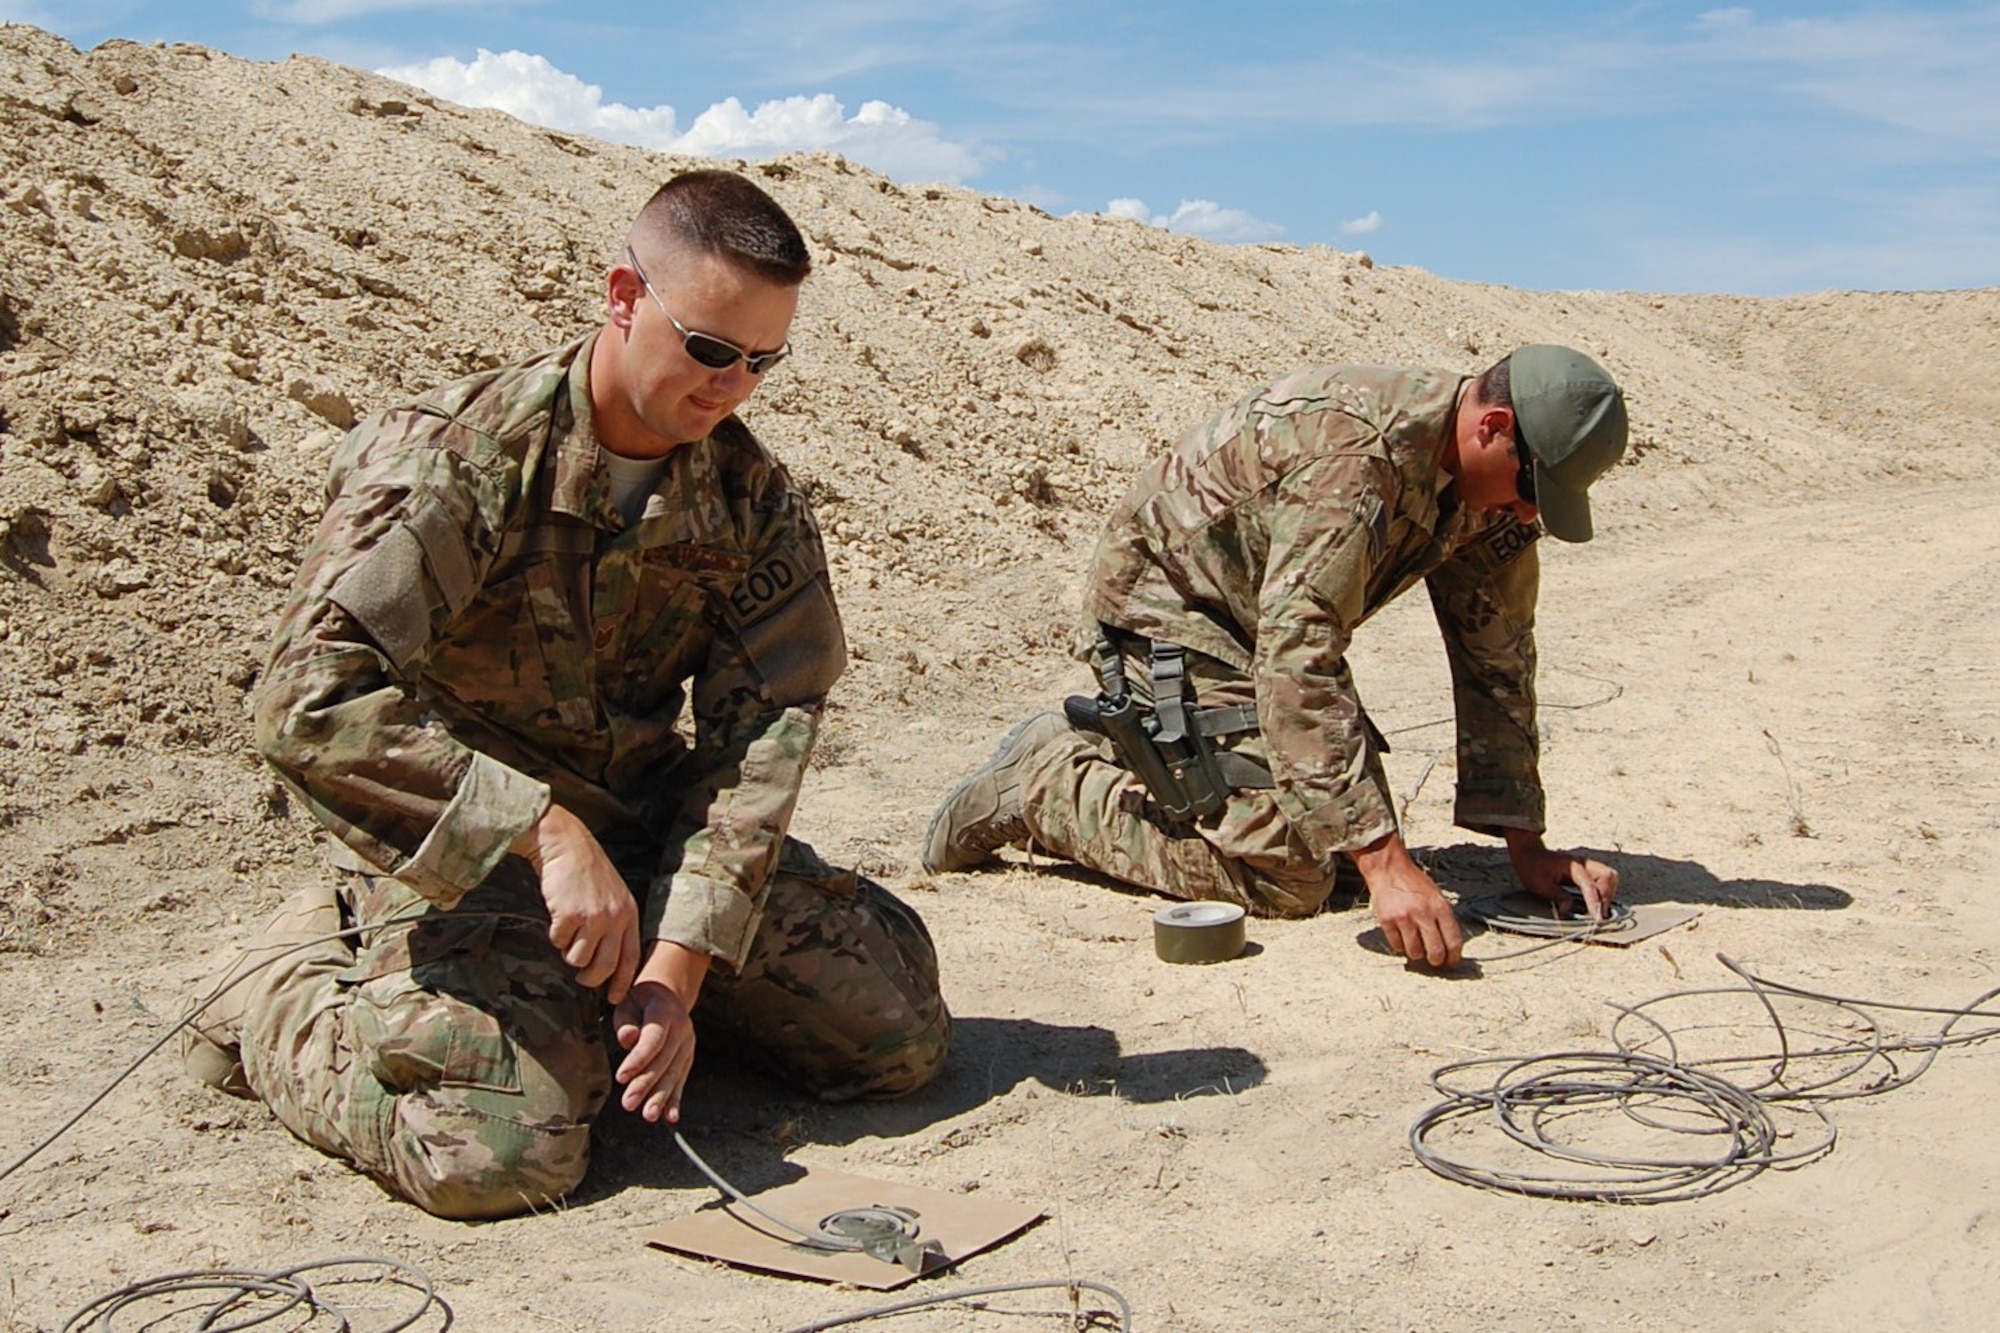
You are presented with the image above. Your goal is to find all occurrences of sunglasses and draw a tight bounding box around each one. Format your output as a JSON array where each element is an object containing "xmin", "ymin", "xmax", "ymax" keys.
[
  {"xmin": 1513, "ymin": 425, "xmax": 1539, "ymax": 506},
  {"xmin": 625, "ymin": 247, "xmax": 791, "ymax": 375}
]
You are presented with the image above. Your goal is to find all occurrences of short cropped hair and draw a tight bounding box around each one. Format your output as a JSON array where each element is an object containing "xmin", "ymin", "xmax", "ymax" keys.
[
  {"xmin": 630, "ymin": 169, "xmax": 812, "ymax": 285},
  {"xmin": 1475, "ymin": 354, "xmax": 1513, "ymax": 409}
]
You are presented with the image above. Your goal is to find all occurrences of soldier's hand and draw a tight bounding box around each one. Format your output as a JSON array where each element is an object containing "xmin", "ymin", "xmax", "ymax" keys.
[
  {"xmin": 1352, "ymin": 832, "xmax": 1464, "ymax": 968},
  {"xmin": 614, "ymin": 940, "xmax": 710, "ymax": 1124},
  {"xmin": 514, "ymin": 803, "xmax": 642, "ymax": 1003},
  {"xmin": 1505, "ymin": 830, "xmax": 1619, "ymax": 921}
]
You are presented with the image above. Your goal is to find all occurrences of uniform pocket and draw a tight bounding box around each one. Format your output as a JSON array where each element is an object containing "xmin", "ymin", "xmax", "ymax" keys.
[
  {"xmin": 338, "ymin": 901, "xmax": 523, "ymax": 1095},
  {"xmin": 346, "ymin": 942, "xmax": 524, "ymax": 1095}
]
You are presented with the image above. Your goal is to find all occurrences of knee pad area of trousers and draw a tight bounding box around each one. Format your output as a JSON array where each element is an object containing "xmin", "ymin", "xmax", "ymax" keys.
[{"xmin": 382, "ymin": 1091, "xmax": 593, "ymax": 1221}]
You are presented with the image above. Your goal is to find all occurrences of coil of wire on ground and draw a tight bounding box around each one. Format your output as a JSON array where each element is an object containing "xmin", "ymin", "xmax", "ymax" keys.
[
  {"xmin": 1462, "ymin": 896, "xmax": 1634, "ymax": 940},
  {"xmin": 1410, "ymin": 1047, "xmax": 1834, "ymax": 1202},
  {"xmin": 1410, "ymin": 952, "xmax": 2000, "ymax": 1203},
  {"xmin": 61, "ymin": 1257, "xmax": 450, "ymax": 1332},
  {"xmin": 1456, "ymin": 892, "xmax": 1636, "ymax": 967},
  {"xmin": 1609, "ymin": 955, "xmax": 2000, "ymax": 1100}
]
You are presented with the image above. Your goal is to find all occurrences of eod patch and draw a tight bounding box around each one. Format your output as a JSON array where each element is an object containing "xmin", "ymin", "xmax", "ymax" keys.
[
  {"xmin": 727, "ymin": 550, "xmax": 804, "ymax": 626},
  {"xmin": 1481, "ymin": 520, "xmax": 1539, "ymax": 567}
]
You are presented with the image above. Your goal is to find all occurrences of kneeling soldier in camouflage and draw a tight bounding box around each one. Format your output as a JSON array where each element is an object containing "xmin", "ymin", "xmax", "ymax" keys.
[
  {"xmin": 924, "ymin": 347, "xmax": 1627, "ymax": 970},
  {"xmin": 186, "ymin": 171, "xmax": 948, "ymax": 1220}
]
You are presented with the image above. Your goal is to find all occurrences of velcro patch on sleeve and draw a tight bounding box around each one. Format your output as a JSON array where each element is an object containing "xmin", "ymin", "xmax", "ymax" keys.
[
  {"xmin": 404, "ymin": 494, "xmax": 479, "ymax": 615},
  {"xmin": 330, "ymin": 522, "xmax": 432, "ymax": 670},
  {"xmin": 644, "ymin": 541, "xmax": 751, "ymax": 576}
]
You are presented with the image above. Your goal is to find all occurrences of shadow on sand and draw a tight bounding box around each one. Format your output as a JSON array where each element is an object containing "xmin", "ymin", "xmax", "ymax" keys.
[
  {"xmin": 1418, "ymin": 840, "xmax": 1853, "ymax": 912},
  {"xmin": 588, "ymin": 1015, "xmax": 1267, "ymax": 1201},
  {"xmin": 590, "ymin": 843, "xmax": 1847, "ymax": 1199}
]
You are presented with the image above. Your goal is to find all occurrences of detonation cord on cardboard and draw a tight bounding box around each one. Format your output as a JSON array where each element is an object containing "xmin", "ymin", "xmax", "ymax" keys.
[{"xmin": 673, "ymin": 1130, "xmax": 942, "ymax": 1271}]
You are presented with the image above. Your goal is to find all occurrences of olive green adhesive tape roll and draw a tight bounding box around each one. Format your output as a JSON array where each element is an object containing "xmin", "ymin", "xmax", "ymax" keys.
[{"xmin": 1152, "ymin": 901, "xmax": 1246, "ymax": 964}]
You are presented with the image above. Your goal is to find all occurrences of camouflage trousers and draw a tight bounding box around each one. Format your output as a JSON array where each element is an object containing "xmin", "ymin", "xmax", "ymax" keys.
[
  {"xmin": 1014, "ymin": 643, "xmax": 1373, "ymax": 918},
  {"xmin": 234, "ymin": 837, "xmax": 949, "ymax": 1220}
]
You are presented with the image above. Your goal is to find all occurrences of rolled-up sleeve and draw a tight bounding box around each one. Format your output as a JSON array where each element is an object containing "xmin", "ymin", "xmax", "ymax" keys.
[
  {"xmin": 253, "ymin": 420, "xmax": 549, "ymax": 907},
  {"xmin": 1426, "ymin": 519, "xmax": 1545, "ymax": 836},
  {"xmin": 643, "ymin": 476, "xmax": 845, "ymax": 969}
]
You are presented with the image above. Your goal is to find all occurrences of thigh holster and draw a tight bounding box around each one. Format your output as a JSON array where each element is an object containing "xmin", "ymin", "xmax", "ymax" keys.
[{"xmin": 1065, "ymin": 628, "xmax": 1272, "ymax": 824}]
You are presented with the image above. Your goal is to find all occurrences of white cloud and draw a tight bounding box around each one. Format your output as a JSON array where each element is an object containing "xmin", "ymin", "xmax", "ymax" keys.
[
  {"xmin": 675, "ymin": 95, "xmax": 982, "ymax": 182},
  {"xmin": 380, "ymin": 50, "xmax": 680, "ymax": 142},
  {"xmin": 1339, "ymin": 210, "xmax": 1383, "ymax": 236},
  {"xmin": 1105, "ymin": 197, "xmax": 1284, "ymax": 243},
  {"xmin": 376, "ymin": 49, "xmax": 984, "ymax": 182},
  {"xmin": 1694, "ymin": 8, "xmax": 1754, "ymax": 33}
]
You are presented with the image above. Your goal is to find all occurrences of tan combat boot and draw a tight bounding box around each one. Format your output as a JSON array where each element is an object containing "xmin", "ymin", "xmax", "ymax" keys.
[
  {"xmin": 921, "ymin": 713, "xmax": 1068, "ymax": 873},
  {"xmin": 181, "ymin": 882, "xmax": 343, "ymax": 1097}
]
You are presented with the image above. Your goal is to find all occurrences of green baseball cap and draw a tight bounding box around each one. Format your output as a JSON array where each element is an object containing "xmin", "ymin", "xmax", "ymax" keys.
[{"xmin": 1511, "ymin": 344, "xmax": 1629, "ymax": 543}]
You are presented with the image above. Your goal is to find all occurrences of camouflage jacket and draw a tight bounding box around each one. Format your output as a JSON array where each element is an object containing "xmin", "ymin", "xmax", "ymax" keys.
[
  {"xmin": 1082, "ymin": 364, "xmax": 1544, "ymax": 858},
  {"xmin": 254, "ymin": 333, "xmax": 845, "ymax": 969}
]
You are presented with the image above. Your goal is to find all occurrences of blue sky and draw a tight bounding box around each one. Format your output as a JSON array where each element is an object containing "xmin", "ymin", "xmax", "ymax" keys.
[{"xmin": 20, "ymin": 1, "xmax": 2000, "ymax": 295}]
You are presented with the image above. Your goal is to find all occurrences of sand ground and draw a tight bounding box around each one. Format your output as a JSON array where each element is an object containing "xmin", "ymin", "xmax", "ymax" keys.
[{"xmin": 3, "ymin": 24, "xmax": 1998, "ymax": 1332}]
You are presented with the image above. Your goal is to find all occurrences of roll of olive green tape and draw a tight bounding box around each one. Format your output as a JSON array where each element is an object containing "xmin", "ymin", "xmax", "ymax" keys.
[{"xmin": 1152, "ymin": 901, "xmax": 1246, "ymax": 964}]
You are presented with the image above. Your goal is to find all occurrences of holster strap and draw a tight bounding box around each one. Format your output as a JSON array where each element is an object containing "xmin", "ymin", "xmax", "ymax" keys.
[{"xmin": 1195, "ymin": 703, "xmax": 1260, "ymax": 737}]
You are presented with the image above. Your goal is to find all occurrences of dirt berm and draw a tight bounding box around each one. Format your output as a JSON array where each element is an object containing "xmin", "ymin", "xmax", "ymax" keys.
[{"xmin": 4, "ymin": 23, "xmax": 1998, "ymax": 1333}]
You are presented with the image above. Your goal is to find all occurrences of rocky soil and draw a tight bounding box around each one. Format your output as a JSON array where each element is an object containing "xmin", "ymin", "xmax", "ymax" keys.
[{"xmin": 4, "ymin": 23, "xmax": 1998, "ymax": 1333}]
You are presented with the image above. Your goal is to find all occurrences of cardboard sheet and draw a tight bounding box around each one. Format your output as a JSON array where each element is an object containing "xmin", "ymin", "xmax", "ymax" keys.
[
  {"xmin": 1470, "ymin": 892, "xmax": 1700, "ymax": 947},
  {"xmin": 644, "ymin": 1166, "xmax": 1044, "ymax": 1290}
]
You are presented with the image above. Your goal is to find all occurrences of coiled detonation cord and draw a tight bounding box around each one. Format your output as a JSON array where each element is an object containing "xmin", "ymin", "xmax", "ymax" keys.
[
  {"xmin": 1411, "ymin": 951, "xmax": 2000, "ymax": 1203},
  {"xmin": 1464, "ymin": 895, "xmax": 1634, "ymax": 940},
  {"xmin": 5, "ymin": 913, "xmax": 1131, "ymax": 1331},
  {"xmin": 673, "ymin": 1130, "xmax": 939, "ymax": 1269},
  {"xmin": 1457, "ymin": 891, "xmax": 1636, "ymax": 967},
  {"xmin": 58, "ymin": 1258, "xmax": 450, "ymax": 1333}
]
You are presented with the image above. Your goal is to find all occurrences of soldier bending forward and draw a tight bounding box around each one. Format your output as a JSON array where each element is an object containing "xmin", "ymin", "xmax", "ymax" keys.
[{"xmin": 924, "ymin": 347, "xmax": 1629, "ymax": 970}]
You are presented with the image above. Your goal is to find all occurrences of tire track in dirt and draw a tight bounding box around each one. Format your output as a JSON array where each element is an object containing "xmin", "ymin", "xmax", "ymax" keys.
[{"xmin": 1528, "ymin": 484, "xmax": 2000, "ymax": 901}]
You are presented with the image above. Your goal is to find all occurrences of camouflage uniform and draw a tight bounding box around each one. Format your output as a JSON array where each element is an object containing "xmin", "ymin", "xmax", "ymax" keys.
[
  {"xmin": 237, "ymin": 333, "xmax": 947, "ymax": 1219},
  {"xmin": 1011, "ymin": 365, "xmax": 1544, "ymax": 916}
]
